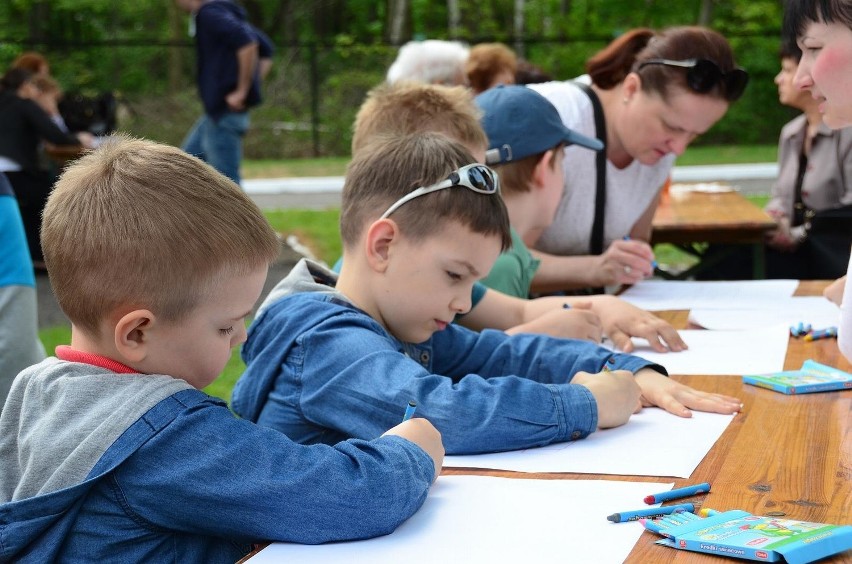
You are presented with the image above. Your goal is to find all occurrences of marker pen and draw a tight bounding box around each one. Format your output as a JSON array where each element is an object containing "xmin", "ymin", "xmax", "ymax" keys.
[
  {"xmin": 804, "ymin": 327, "xmax": 838, "ymax": 341},
  {"xmin": 607, "ymin": 503, "xmax": 695, "ymax": 523},
  {"xmin": 402, "ymin": 400, "xmax": 417, "ymax": 422},
  {"xmin": 644, "ymin": 482, "xmax": 711, "ymax": 504}
]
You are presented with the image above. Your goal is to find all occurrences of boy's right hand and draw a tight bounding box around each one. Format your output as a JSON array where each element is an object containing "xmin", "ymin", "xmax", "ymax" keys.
[
  {"xmin": 572, "ymin": 370, "xmax": 641, "ymax": 429},
  {"xmin": 383, "ymin": 419, "xmax": 444, "ymax": 482}
]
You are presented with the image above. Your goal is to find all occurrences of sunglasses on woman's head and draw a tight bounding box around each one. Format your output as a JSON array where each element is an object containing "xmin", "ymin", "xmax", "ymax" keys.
[
  {"xmin": 637, "ymin": 58, "xmax": 749, "ymax": 102},
  {"xmin": 379, "ymin": 163, "xmax": 500, "ymax": 219}
]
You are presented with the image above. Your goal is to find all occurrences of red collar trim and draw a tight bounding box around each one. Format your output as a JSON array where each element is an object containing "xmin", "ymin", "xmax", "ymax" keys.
[{"xmin": 55, "ymin": 345, "xmax": 138, "ymax": 374}]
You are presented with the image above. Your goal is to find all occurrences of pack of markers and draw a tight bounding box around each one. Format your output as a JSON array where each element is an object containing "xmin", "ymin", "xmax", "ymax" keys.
[
  {"xmin": 643, "ymin": 509, "xmax": 852, "ymax": 563},
  {"xmin": 743, "ymin": 360, "xmax": 852, "ymax": 395}
]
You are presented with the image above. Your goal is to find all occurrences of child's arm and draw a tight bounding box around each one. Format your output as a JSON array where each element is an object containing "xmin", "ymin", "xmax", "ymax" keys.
[
  {"xmin": 459, "ymin": 287, "xmax": 603, "ymax": 341},
  {"xmin": 824, "ymin": 275, "xmax": 846, "ymax": 306},
  {"xmin": 117, "ymin": 399, "xmax": 437, "ymax": 545},
  {"xmin": 633, "ymin": 369, "xmax": 742, "ymax": 417}
]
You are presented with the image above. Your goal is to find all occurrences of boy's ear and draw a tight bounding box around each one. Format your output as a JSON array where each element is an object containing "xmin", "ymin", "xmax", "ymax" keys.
[
  {"xmin": 363, "ymin": 218, "xmax": 400, "ymax": 273},
  {"xmin": 530, "ymin": 149, "xmax": 556, "ymax": 191},
  {"xmin": 114, "ymin": 309, "xmax": 154, "ymax": 364}
]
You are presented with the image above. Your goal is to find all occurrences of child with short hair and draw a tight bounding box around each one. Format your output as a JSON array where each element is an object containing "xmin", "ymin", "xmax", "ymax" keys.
[
  {"xmin": 347, "ymin": 80, "xmax": 688, "ymax": 351},
  {"xmin": 0, "ymin": 136, "xmax": 443, "ymax": 562},
  {"xmin": 476, "ymin": 85, "xmax": 603, "ymax": 299},
  {"xmin": 232, "ymin": 132, "xmax": 742, "ymax": 455}
]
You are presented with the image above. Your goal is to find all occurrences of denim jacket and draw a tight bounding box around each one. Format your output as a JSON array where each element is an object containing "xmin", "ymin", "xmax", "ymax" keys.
[
  {"xmin": 233, "ymin": 259, "xmax": 666, "ymax": 455},
  {"xmin": 0, "ymin": 359, "xmax": 434, "ymax": 562}
]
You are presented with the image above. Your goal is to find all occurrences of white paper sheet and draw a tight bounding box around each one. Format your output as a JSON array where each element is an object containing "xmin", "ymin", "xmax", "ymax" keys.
[
  {"xmin": 619, "ymin": 325, "xmax": 789, "ymax": 375},
  {"xmin": 619, "ymin": 280, "xmax": 798, "ymax": 311},
  {"xmin": 688, "ymin": 297, "xmax": 840, "ymax": 331},
  {"xmin": 246, "ymin": 476, "xmax": 671, "ymax": 564},
  {"xmin": 444, "ymin": 408, "xmax": 734, "ymax": 478}
]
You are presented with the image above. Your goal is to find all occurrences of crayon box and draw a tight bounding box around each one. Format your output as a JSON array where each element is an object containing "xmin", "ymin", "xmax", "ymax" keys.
[{"xmin": 645, "ymin": 510, "xmax": 852, "ymax": 563}]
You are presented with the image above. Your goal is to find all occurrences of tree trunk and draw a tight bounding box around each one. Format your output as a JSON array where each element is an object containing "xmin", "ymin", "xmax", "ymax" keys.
[
  {"xmin": 167, "ymin": 0, "xmax": 185, "ymax": 92},
  {"xmin": 697, "ymin": 0, "xmax": 714, "ymax": 26},
  {"xmin": 386, "ymin": 0, "xmax": 410, "ymax": 45},
  {"xmin": 513, "ymin": 0, "xmax": 525, "ymax": 58},
  {"xmin": 448, "ymin": 0, "xmax": 460, "ymax": 39}
]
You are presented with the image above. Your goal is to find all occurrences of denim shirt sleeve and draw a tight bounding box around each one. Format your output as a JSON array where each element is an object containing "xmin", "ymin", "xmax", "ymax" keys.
[
  {"xmin": 291, "ymin": 316, "xmax": 640, "ymax": 455},
  {"xmin": 114, "ymin": 396, "xmax": 434, "ymax": 544}
]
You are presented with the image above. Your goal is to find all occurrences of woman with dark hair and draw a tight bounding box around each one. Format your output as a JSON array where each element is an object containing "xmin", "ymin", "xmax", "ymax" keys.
[
  {"xmin": 783, "ymin": 0, "xmax": 852, "ymax": 361},
  {"xmin": 525, "ymin": 27, "xmax": 747, "ymax": 292},
  {"xmin": 0, "ymin": 68, "xmax": 91, "ymax": 264}
]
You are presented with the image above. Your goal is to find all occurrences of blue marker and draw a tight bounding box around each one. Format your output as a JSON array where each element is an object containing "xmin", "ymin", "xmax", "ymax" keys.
[
  {"xmin": 622, "ymin": 235, "xmax": 658, "ymax": 270},
  {"xmin": 402, "ymin": 400, "xmax": 417, "ymax": 422},
  {"xmin": 645, "ymin": 482, "xmax": 710, "ymax": 504},
  {"xmin": 804, "ymin": 326, "xmax": 838, "ymax": 341},
  {"xmin": 607, "ymin": 503, "xmax": 695, "ymax": 523}
]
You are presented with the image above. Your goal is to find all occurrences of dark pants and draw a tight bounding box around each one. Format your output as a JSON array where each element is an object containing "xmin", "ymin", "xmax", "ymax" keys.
[{"xmin": 5, "ymin": 170, "xmax": 55, "ymax": 262}]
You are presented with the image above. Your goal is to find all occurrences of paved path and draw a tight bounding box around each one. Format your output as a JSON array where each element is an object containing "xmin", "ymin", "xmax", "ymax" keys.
[{"xmin": 242, "ymin": 163, "xmax": 776, "ymax": 210}]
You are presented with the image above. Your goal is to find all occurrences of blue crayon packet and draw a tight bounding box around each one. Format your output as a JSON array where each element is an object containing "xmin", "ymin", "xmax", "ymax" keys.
[
  {"xmin": 743, "ymin": 360, "xmax": 852, "ymax": 395},
  {"xmin": 644, "ymin": 510, "xmax": 852, "ymax": 563}
]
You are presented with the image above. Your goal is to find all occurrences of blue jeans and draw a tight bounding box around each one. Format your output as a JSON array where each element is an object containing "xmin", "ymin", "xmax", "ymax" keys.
[{"xmin": 181, "ymin": 111, "xmax": 249, "ymax": 185}]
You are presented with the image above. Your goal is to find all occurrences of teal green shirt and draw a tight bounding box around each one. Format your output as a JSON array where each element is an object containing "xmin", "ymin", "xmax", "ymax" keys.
[{"xmin": 480, "ymin": 228, "xmax": 541, "ymax": 299}]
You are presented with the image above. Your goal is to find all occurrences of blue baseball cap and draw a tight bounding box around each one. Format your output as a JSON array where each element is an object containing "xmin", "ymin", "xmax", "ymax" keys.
[{"xmin": 476, "ymin": 85, "xmax": 603, "ymax": 165}]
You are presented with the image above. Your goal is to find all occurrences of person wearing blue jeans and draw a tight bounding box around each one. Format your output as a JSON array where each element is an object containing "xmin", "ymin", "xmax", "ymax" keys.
[{"xmin": 176, "ymin": 0, "xmax": 273, "ymax": 185}]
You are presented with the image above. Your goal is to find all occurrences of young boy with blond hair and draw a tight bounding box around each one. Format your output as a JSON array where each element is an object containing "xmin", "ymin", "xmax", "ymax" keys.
[
  {"xmin": 233, "ymin": 132, "xmax": 741, "ymax": 455},
  {"xmin": 346, "ymin": 80, "xmax": 687, "ymax": 351},
  {"xmin": 0, "ymin": 137, "xmax": 443, "ymax": 562}
]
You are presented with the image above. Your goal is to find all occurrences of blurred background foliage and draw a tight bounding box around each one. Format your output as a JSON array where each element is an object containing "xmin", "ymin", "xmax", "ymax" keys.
[{"xmin": 0, "ymin": 0, "xmax": 794, "ymax": 158}]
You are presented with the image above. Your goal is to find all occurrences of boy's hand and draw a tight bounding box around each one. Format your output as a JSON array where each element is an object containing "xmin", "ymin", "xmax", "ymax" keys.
[
  {"xmin": 590, "ymin": 295, "xmax": 687, "ymax": 353},
  {"xmin": 634, "ymin": 369, "xmax": 742, "ymax": 417},
  {"xmin": 383, "ymin": 419, "xmax": 444, "ymax": 481},
  {"xmin": 507, "ymin": 302, "xmax": 602, "ymax": 342},
  {"xmin": 824, "ymin": 275, "xmax": 846, "ymax": 306},
  {"xmin": 573, "ymin": 370, "xmax": 641, "ymax": 429}
]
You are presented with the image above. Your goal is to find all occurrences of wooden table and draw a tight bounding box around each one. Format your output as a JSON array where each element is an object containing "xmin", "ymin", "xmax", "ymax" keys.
[
  {"xmin": 243, "ymin": 281, "xmax": 850, "ymax": 563},
  {"xmin": 445, "ymin": 280, "xmax": 851, "ymax": 563},
  {"xmin": 651, "ymin": 189, "xmax": 777, "ymax": 280}
]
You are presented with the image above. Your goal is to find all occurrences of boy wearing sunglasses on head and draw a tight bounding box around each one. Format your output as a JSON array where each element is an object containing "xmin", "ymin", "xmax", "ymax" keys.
[
  {"xmin": 338, "ymin": 80, "xmax": 688, "ymax": 352},
  {"xmin": 232, "ymin": 132, "xmax": 742, "ymax": 455}
]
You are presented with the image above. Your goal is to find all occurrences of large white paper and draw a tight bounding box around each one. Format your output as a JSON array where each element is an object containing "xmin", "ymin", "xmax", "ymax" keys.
[
  {"xmin": 620, "ymin": 325, "xmax": 789, "ymax": 375},
  {"xmin": 619, "ymin": 280, "xmax": 798, "ymax": 311},
  {"xmin": 688, "ymin": 297, "xmax": 840, "ymax": 331},
  {"xmin": 444, "ymin": 408, "xmax": 734, "ymax": 478},
  {"xmin": 246, "ymin": 476, "xmax": 671, "ymax": 564}
]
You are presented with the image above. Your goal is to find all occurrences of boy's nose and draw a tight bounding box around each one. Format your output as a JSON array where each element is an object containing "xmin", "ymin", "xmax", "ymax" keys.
[{"xmin": 450, "ymin": 292, "xmax": 472, "ymax": 315}]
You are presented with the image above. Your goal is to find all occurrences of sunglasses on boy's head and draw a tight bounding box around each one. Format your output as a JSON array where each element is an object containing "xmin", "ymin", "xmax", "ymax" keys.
[
  {"xmin": 637, "ymin": 58, "xmax": 749, "ymax": 102},
  {"xmin": 379, "ymin": 163, "xmax": 500, "ymax": 220}
]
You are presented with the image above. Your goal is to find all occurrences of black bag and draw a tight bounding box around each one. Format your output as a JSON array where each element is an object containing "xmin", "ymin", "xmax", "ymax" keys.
[{"xmin": 58, "ymin": 91, "xmax": 117, "ymax": 136}]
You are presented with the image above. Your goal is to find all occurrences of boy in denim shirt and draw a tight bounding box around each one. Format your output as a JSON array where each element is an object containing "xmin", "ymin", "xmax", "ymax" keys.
[
  {"xmin": 0, "ymin": 137, "xmax": 443, "ymax": 562},
  {"xmin": 347, "ymin": 80, "xmax": 688, "ymax": 351},
  {"xmin": 233, "ymin": 132, "xmax": 741, "ymax": 455}
]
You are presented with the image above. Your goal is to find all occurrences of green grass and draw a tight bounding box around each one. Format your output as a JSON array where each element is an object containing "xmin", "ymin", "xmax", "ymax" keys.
[
  {"xmin": 242, "ymin": 145, "xmax": 778, "ymax": 179},
  {"xmin": 674, "ymin": 145, "xmax": 777, "ymax": 166},
  {"xmin": 243, "ymin": 156, "xmax": 349, "ymax": 179},
  {"xmin": 266, "ymin": 208, "xmax": 342, "ymax": 265}
]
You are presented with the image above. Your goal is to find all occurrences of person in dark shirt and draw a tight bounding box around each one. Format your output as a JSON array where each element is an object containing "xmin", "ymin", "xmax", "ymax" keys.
[
  {"xmin": 176, "ymin": 0, "xmax": 273, "ymax": 186},
  {"xmin": 0, "ymin": 68, "xmax": 91, "ymax": 264}
]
